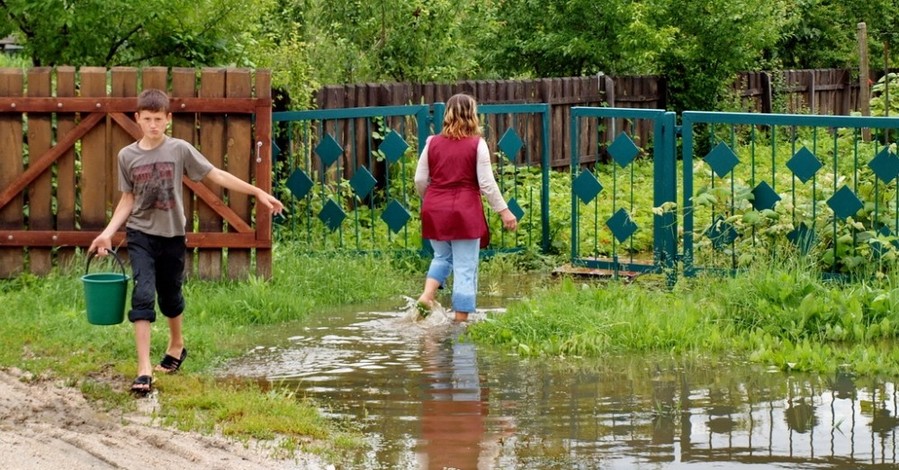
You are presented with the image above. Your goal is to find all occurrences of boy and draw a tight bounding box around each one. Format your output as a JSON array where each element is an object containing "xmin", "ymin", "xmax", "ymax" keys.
[{"xmin": 89, "ymin": 89, "xmax": 284, "ymax": 394}]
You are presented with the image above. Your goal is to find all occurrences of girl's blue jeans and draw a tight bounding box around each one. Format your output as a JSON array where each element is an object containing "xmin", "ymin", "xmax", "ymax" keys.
[{"xmin": 426, "ymin": 239, "xmax": 480, "ymax": 313}]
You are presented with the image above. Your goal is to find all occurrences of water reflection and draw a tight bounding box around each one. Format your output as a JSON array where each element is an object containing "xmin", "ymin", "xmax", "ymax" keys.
[
  {"xmin": 222, "ymin": 302, "xmax": 899, "ymax": 469},
  {"xmin": 419, "ymin": 327, "xmax": 494, "ymax": 469}
]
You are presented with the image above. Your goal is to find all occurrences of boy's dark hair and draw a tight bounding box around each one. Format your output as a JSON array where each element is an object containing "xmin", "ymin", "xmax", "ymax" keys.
[{"xmin": 137, "ymin": 89, "xmax": 170, "ymax": 113}]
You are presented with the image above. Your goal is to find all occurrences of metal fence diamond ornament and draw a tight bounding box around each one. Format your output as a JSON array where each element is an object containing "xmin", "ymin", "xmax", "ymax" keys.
[
  {"xmin": 349, "ymin": 167, "xmax": 377, "ymax": 199},
  {"xmin": 573, "ymin": 170, "xmax": 603, "ymax": 204},
  {"xmin": 872, "ymin": 225, "xmax": 899, "ymax": 256},
  {"xmin": 827, "ymin": 185, "xmax": 864, "ymax": 220},
  {"xmin": 271, "ymin": 139, "xmax": 281, "ymax": 162},
  {"xmin": 315, "ymin": 134, "xmax": 344, "ymax": 168},
  {"xmin": 751, "ymin": 181, "xmax": 781, "ymax": 211},
  {"xmin": 786, "ymin": 147, "xmax": 822, "ymax": 184},
  {"xmin": 608, "ymin": 132, "xmax": 640, "ymax": 168},
  {"xmin": 868, "ymin": 147, "xmax": 899, "ymax": 184},
  {"xmin": 381, "ymin": 199, "xmax": 411, "ymax": 234},
  {"xmin": 607, "ymin": 208, "xmax": 638, "ymax": 243},
  {"xmin": 318, "ymin": 199, "xmax": 346, "ymax": 232},
  {"xmin": 707, "ymin": 215, "xmax": 738, "ymax": 250},
  {"xmin": 507, "ymin": 198, "xmax": 524, "ymax": 220},
  {"xmin": 379, "ymin": 130, "xmax": 409, "ymax": 164},
  {"xmin": 704, "ymin": 142, "xmax": 740, "ymax": 178},
  {"xmin": 787, "ymin": 222, "xmax": 815, "ymax": 253},
  {"xmin": 286, "ymin": 168, "xmax": 313, "ymax": 199},
  {"xmin": 498, "ymin": 128, "xmax": 524, "ymax": 163}
]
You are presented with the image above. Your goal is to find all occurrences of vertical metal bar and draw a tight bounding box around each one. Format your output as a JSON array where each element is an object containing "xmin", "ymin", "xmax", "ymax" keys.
[
  {"xmin": 654, "ymin": 112, "xmax": 677, "ymax": 282},
  {"xmin": 570, "ymin": 108, "xmax": 580, "ymax": 263},
  {"xmin": 540, "ymin": 104, "xmax": 551, "ymax": 254},
  {"xmin": 682, "ymin": 113, "xmax": 695, "ymax": 276},
  {"xmin": 730, "ymin": 124, "xmax": 737, "ymax": 269},
  {"xmin": 351, "ymin": 116, "xmax": 361, "ymax": 250}
]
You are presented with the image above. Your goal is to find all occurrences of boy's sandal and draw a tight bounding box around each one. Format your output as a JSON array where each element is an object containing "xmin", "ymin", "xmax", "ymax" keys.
[
  {"xmin": 131, "ymin": 375, "xmax": 152, "ymax": 394},
  {"xmin": 157, "ymin": 348, "xmax": 187, "ymax": 373}
]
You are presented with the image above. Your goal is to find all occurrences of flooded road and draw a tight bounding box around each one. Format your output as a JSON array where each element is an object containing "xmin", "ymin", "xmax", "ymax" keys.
[{"xmin": 223, "ymin": 298, "xmax": 899, "ymax": 469}]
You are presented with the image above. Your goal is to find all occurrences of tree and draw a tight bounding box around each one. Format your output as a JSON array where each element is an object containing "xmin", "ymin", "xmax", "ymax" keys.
[
  {"xmin": 303, "ymin": 0, "xmax": 489, "ymax": 83},
  {"xmin": 774, "ymin": 0, "xmax": 899, "ymax": 70},
  {"xmin": 0, "ymin": 0, "xmax": 264, "ymax": 66},
  {"xmin": 481, "ymin": 0, "xmax": 674, "ymax": 77},
  {"xmin": 657, "ymin": 0, "xmax": 788, "ymax": 111}
]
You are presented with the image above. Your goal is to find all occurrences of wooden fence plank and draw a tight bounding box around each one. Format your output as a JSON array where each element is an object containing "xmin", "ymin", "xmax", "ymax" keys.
[
  {"xmin": 255, "ymin": 70, "xmax": 273, "ymax": 279},
  {"xmin": 55, "ymin": 67, "xmax": 77, "ymax": 268},
  {"xmin": 79, "ymin": 67, "xmax": 109, "ymax": 235},
  {"xmin": 0, "ymin": 69, "xmax": 24, "ymax": 277},
  {"xmin": 198, "ymin": 68, "xmax": 227, "ymax": 279},
  {"xmin": 225, "ymin": 68, "xmax": 252, "ymax": 279},
  {"xmin": 110, "ymin": 67, "xmax": 138, "ymax": 224},
  {"xmin": 26, "ymin": 68, "xmax": 53, "ymax": 274},
  {"xmin": 141, "ymin": 67, "xmax": 168, "ymax": 93},
  {"xmin": 171, "ymin": 67, "xmax": 198, "ymax": 276}
]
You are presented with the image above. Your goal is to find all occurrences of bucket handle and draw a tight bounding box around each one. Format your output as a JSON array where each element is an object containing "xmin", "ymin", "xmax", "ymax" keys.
[{"xmin": 85, "ymin": 249, "xmax": 129, "ymax": 281}]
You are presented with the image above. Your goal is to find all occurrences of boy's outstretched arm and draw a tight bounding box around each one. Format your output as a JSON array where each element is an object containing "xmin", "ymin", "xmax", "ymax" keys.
[
  {"xmin": 204, "ymin": 168, "xmax": 285, "ymax": 215},
  {"xmin": 88, "ymin": 192, "xmax": 135, "ymax": 255}
]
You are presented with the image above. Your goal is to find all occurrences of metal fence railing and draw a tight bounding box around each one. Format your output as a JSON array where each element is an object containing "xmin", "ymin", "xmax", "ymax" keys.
[
  {"xmin": 682, "ymin": 112, "xmax": 899, "ymax": 278},
  {"xmin": 272, "ymin": 103, "xmax": 551, "ymax": 255}
]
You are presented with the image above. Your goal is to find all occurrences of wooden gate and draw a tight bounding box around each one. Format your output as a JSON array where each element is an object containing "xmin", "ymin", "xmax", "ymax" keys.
[{"xmin": 0, "ymin": 66, "xmax": 275, "ymax": 279}]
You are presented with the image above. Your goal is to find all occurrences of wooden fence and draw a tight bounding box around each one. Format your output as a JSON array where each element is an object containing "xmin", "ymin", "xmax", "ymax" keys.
[
  {"xmin": 314, "ymin": 69, "xmax": 868, "ymax": 168},
  {"xmin": 0, "ymin": 66, "xmax": 274, "ymax": 279}
]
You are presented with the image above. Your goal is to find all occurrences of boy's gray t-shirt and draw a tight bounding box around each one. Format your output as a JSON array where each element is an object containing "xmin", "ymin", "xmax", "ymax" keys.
[{"xmin": 118, "ymin": 136, "xmax": 214, "ymax": 237}]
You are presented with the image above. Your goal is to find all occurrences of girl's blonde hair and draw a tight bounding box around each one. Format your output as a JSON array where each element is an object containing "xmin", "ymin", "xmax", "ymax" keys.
[{"xmin": 441, "ymin": 93, "xmax": 481, "ymax": 139}]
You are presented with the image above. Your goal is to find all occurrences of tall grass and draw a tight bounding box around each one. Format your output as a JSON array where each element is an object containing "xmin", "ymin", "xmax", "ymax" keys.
[{"xmin": 468, "ymin": 260, "xmax": 899, "ymax": 376}]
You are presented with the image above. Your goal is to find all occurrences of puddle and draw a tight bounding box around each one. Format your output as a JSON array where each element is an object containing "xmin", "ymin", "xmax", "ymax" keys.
[{"xmin": 222, "ymin": 297, "xmax": 899, "ymax": 469}]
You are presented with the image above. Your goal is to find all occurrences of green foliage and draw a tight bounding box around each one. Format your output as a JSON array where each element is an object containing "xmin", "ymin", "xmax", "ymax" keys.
[
  {"xmin": 481, "ymin": 0, "xmax": 675, "ymax": 78},
  {"xmin": 775, "ymin": 0, "xmax": 899, "ymax": 70},
  {"xmin": 303, "ymin": 0, "xmax": 487, "ymax": 83},
  {"xmin": 870, "ymin": 73, "xmax": 899, "ymax": 118},
  {"xmin": 0, "ymin": 0, "xmax": 268, "ymax": 67},
  {"xmin": 2, "ymin": 0, "xmax": 896, "ymax": 114},
  {"xmin": 657, "ymin": 0, "xmax": 789, "ymax": 111}
]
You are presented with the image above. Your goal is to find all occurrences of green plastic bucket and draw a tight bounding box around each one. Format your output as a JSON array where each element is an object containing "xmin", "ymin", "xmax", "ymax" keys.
[{"xmin": 81, "ymin": 251, "xmax": 130, "ymax": 326}]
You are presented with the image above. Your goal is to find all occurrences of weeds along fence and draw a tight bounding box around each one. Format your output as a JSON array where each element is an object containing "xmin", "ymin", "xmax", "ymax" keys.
[
  {"xmin": 314, "ymin": 68, "xmax": 869, "ymax": 171},
  {"xmin": 0, "ymin": 66, "xmax": 275, "ymax": 280}
]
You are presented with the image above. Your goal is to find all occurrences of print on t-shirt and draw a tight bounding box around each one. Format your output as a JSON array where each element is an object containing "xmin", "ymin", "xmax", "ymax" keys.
[{"xmin": 132, "ymin": 162, "xmax": 177, "ymax": 211}]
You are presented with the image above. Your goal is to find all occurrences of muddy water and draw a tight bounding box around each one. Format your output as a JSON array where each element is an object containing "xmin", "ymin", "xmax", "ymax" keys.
[{"xmin": 224, "ymin": 298, "xmax": 899, "ymax": 469}]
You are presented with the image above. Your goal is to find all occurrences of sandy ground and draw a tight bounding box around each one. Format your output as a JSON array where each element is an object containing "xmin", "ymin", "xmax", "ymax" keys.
[{"xmin": 0, "ymin": 367, "xmax": 333, "ymax": 470}]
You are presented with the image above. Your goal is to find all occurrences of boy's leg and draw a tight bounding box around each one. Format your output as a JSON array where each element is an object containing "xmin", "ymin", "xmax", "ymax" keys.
[
  {"xmin": 164, "ymin": 314, "xmax": 184, "ymax": 359},
  {"xmin": 419, "ymin": 240, "xmax": 452, "ymax": 307},
  {"xmin": 134, "ymin": 320, "xmax": 152, "ymax": 378},
  {"xmin": 449, "ymin": 239, "xmax": 480, "ymax": 321},
  {"xmin": 156, "ymin": 237, "xmax": 187, "ymax": 363},
  {"xmin": 125, "ymin": 229, "xmax": 159, "ymax": 385}
]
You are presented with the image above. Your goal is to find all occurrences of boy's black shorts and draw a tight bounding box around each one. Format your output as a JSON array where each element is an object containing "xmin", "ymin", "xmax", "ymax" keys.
[{"xmin": 125, "ymin": 228, "xmax": 187, "ymax": 323}]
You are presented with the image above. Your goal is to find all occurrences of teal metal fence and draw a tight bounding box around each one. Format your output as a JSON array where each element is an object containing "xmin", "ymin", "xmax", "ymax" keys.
[
  {"xmin": 273, "ymin": 102, "xmax": 899, "ymax": 281},
  {"xmin": 272, "ymin": 103, "xmax": 551, "ymax": 255},
  {"xmin": 273, "ymin": 105, "xmax": 430, "ymax": 252},
  {"xmin": 568, "ymin": 107, "xmax": 677, "ymax": 277},
  {"xmin": 682, "ymin": 112, "xmax": 899, "ymax": 278}
]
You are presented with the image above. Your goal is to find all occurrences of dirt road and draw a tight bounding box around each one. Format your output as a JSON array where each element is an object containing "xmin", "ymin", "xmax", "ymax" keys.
[{"xmin": 0, "ymin": 368, "xmax": 331, "ymax": 470}]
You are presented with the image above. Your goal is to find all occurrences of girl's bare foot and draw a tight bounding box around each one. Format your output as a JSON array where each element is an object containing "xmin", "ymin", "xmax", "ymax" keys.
[{"xmin": 416, "ymin": 297, "xmax": 434, "ymax": 318}]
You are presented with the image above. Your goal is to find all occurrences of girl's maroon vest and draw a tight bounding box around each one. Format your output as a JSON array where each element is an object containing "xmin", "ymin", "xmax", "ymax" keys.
[{"xmin": 420, "ymin": 135, "xmax": 489, "ymax": 248}]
